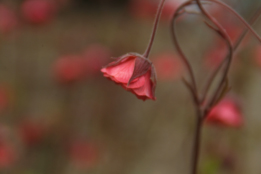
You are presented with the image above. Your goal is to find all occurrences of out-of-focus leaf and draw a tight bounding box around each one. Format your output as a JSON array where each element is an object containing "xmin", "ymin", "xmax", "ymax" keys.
[{"xmin": 200, "ymin": 157, "xmax": 221, "ymax": 174}]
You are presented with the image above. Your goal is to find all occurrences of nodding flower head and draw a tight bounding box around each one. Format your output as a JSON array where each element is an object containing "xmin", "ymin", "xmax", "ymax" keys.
[{"xmin": 101, "ymin": 53, "xmax": 156, "ymax": 101}]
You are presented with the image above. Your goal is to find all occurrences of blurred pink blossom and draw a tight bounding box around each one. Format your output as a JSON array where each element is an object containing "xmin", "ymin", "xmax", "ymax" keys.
[
  {"xmin": 69, "ymin": 140, "xmax": 100, "ymax": 169},
  {"xmin": 53, "ymin": 55, "xmax": 85, "ymax": 84},
  {"xmin": 204, "ymin": 44, "xmax": 227, "ymax": 69},
  {"xmin": 0, "ymin": 142, "xmax": 15, "ymax": 168},
  {"xmin": 18, "ymin": 120, "xmax": 46, "ymax": 146},
  {"xmin": 0, "ymin": 86, "xmax": 9, "ymax": 112},
  {"xmin": 0, "ymin": 5, "xmax": 17, "ymax": 34},
  {"xmin": 82, "ymin": 44, "xmax": 111, "ymax": 76},
  {"xmin": 21, "ymin": 0, "xmax": 57, "ymax": 25},
  {"xmin": 153, "ymin": 52, "xmax": 183, "ymax": 81},
  {"xmin": 254, "ymin": 45, "xmax": 261, "ymax": 67},
  {"xmin": 206, "ymin": 98, "xmax": 243, "ymax": 127},
  {"xmin": 0, "ymin": 127, "xmax": 16, "ymax": 169},
  {"xmin": 129, "ymin": 0, "xmax": 184, "ymax": 21}
]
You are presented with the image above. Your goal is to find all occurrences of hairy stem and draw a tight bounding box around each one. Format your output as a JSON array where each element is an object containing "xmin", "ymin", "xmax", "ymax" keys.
[{"xmin": 143, "ymin": 0, "xmax": 166, "ymax": 58}]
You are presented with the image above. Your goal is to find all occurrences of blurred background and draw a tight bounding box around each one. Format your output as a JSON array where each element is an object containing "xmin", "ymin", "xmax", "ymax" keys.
[{"xmin": 0, "ymin": 0, "xmax": 261, "ymax": 174}]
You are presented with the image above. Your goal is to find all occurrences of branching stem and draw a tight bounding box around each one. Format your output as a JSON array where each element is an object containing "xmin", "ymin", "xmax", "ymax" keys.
[{"xmin": 202, "ymin": 6, "xmax": 261, "ymax": 108}]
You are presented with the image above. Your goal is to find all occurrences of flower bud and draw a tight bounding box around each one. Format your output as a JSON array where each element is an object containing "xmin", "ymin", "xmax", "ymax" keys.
[{"xmin": 101, "ymin": 53, "xmax": 156, "ymax": 101}]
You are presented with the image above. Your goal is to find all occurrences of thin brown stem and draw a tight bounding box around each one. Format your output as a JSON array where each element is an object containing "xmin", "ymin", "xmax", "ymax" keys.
[
  {"xmin": 171, "ymin": 1, "xmax": 200, "ymax": 104},
  {"xmin": 191, "ymin": 112, "xmax": 203, "ymax": 174},
  {"xmin": 182, "ymin": 77, "xmax": 199, "ymax": 104},
  {"xmin": 170, "ymin": 2, "xmax": 208, "ymax": 174},
  {"xmin": 171, "ymin": 1, "xmax": 260, "ymax": 174},
  {"xmin": 203, "ymin": 6, "xmax": 261, "ymax": 107},
  {"xmin": 206, "ymin": 0, "xmax": 261, "ymax": 43},
  {"xmin": 195, "ymin": 0, "xmax": 233, "ymax": 114},
  {"xmin": 143, "ymin": 0, "xmax": 166, "ymax": 58}
]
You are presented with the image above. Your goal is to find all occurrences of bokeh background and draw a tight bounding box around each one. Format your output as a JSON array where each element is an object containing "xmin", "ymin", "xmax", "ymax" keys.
[{"xmin": 0, "ymin": 0, "xmax": 261, "ymax": 174}]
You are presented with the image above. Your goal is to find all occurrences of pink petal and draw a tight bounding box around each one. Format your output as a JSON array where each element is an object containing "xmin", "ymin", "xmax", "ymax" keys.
[
  {"xmin": 101, "ymin": 58, "xmax": 135, "ymax": 83},
  {"xmin": 130, "ymin": 71, "xmax": 154, "ymax": 100},
  {"xmin": 125, "ymin": 75, "xmax": 146, "ymax": 89},
  {"xmin": 206, "ymin": 100, "xmax": 242, "ymax": 127},
  {"xmin": 217, "ymin": 106, "xmax": 242, "ymax": 126}
]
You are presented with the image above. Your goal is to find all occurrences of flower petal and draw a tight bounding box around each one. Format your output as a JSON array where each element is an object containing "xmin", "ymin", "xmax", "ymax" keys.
[
  {"xmin": 101, "ymin": 57, "xmax": 136, "ymax": 83},
  {"xmin": 130, "ymin": 71, "xmax": 155, "ymax": 100}
]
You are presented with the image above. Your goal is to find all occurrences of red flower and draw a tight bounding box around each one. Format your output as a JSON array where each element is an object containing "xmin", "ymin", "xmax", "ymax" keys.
[
  {"xmin": 153, "ymin": 52, "xmax": 183, "ymax": 81},
  {"xmin": 0, "ymin": 142, "xmax": 15, "ymax": 169},
  {"xmin": 0, "ymin": 5, "xmax": 17, "ymax": 34},
  {"xmin": 204, "ymin": 43, "xmax": 240, "ymax": 70},
  {"xmin": 254, "ymin": 45, "xmax": 261, "ymax": 67},
  {"xmin": 129, "ymin": 0, "xmax": 183, "ymax": 21},
  {"xmin": 69, "ymin": 140, "xmax": 100, "ymax": 169},
  {"xmin": 53, "ymin": 55, "xmax": 84, "ymax": 84},
  {"xmin": 206, "ymin": 98, "xmax": 243, "ymax": 127},
  {"xmin": 204, "ymin": 45, "xmax": 227, "ymax": 69},
  {"xmin": 82, "ymin": 44, "xmax": 111, "ymax": 76},
  {"xmin": 129, "ymin": 0, "xmax": 155, "ymax": 20},
  {"xmin": 21, "ymin": 0, "xmax": 56, "ymax": 25},
  {"xmin": 18, "ymin": 120, "xmax": 46, "ymax": 146},
  {"xmin": 101, "ymin": 53, "xmax": 156, "ymax": 101},
  {"xmin": 0, "ymin": 87, "xmax": 9, "ymax": 112}
]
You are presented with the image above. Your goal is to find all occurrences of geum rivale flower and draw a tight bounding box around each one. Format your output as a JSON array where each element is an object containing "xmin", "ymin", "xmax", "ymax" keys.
[
  {"xmin": 101, "ymin": 53, "xmax": 156, "ymax": 101},
  {"xmin": 101, "ymin": 0, "xmax": 167, "ymax": 101}
]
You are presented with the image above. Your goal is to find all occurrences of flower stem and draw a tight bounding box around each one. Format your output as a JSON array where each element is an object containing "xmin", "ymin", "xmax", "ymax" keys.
[
  {"xmin": 143, "ymin": 0, "xmax": 166, "ymax": 58},
  {"xmin": 171, "ymin": 1, "xmax": 200, "ymax": 103},
  {"xmin": 195, "ymin": 0, "xmax": 233, "ymax": 114},
  {"xmin": 191, "ymin": 112, "xmax": 203, "ymax": 174},
  {"xmin": 207, "ymin": 0, "xmax": 261, "ymax": 43},
  {"xmin": 202, "ymin": 6, "xmax": 261, "ymax": 107}
]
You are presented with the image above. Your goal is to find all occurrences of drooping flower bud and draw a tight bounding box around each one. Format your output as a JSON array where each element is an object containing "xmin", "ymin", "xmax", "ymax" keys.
[{"xmin": 101, "ymin": 53, "xmax": 156, "ymax": 101}]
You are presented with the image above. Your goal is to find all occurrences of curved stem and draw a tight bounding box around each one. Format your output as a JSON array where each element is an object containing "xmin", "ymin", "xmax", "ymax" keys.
[
  {"xmin": 206, "ymin": 0, "xmax": 261, "ymax": 43},
  {"xmin": 191, "ymin": 112, "xmax": 203, "ymax": 174},
  {"xmin": 143, "ymin": 0, "xmax": 166, "ymax": 58},
  {"xmin": 182, "ymin": 77, "xmax": 199, "ymax": 105},
  {"xmin": 195, "ymin": 0, "xmax": 233, "ymax": 112},
  {"xmin": 171, "ymin": 1, "xmax": 200, "ymax": 104},
  {"xmin": 201, "ymin": 6, "xmax": 261, "ymax": 105}
]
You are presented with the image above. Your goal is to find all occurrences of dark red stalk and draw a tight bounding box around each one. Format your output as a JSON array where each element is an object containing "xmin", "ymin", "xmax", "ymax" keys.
[
  {"xmin": 191, "ymin": 112, "xmax": 203, "ymax": 174},
  {"xmin": 202, "ymin": 7, "xmax": 261, "ymax": 107},
  {"xmin": 171, "ymin": 2, "xmax": 207, "ymax": 174},
  {"xmin": 195, "ymin": 0, "xmax": 233, "ymax": 113},
  {"xmin": 171, "ymin": 0, "xmax": 235, "ymax": 174},
  {"xmin": 171, "ymin": 1, "xmax": 260, "ymax": 174},
  {"xmin": 193, "ymin": 2, "xmax": 234, "ymax": 173},
  {"xmin": 171, "ymin": 1, "xmax": 200, "ymax": 103},
  {"xmin": 206, "ymin": 0, "xmax": 261, "ymax": 43},
  {"xmin": 143, "ymin": 0, "xmax": 166, "ymax": 58}
]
